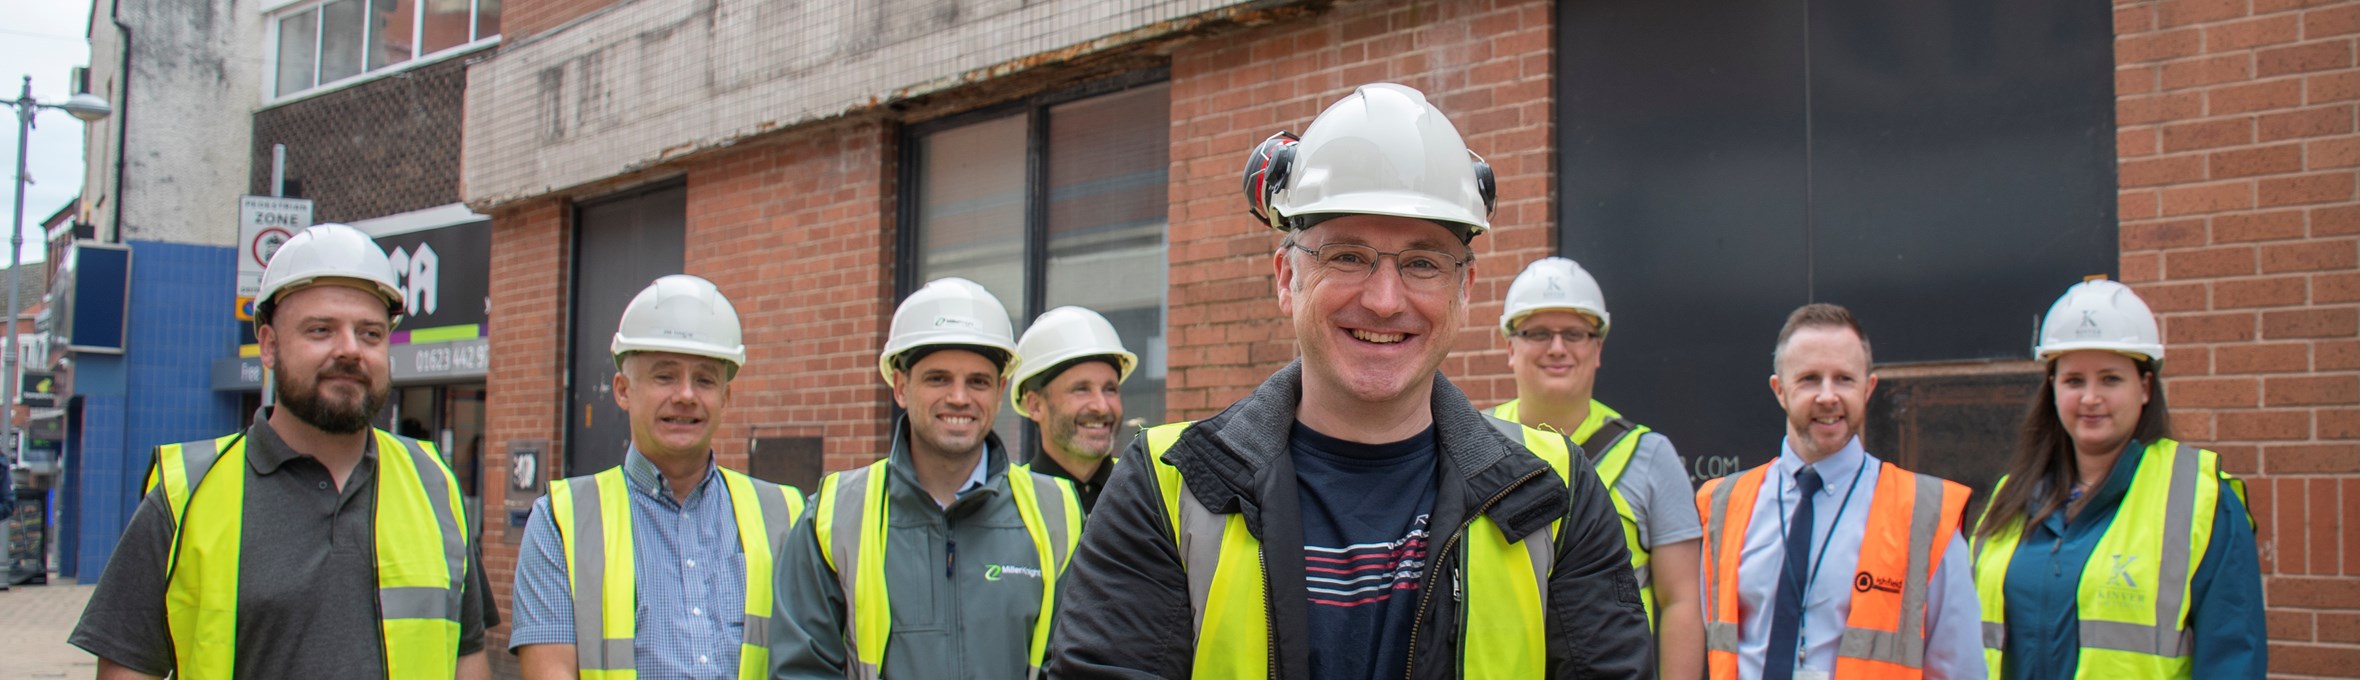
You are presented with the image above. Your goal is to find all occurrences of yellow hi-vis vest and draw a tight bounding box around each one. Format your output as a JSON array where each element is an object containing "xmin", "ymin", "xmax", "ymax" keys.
[
  {"xmin": 811, "ymin": 459, "xmax": 1082, "ymax": 680},
  {"xmin": 145, "ymin": 431, "xmax": 469, "ymax": 680},
  {"xmin": 1142, "ymin": 417, "xmax": 1575, "ymax": 679},
  {"xmin": 1486, "ymin": 398, "xmax": 1656, "ymax": 627},
  {"xmin": 1971, "ymin": 439, "xmax": 2249, "ymax": 679},
  {"xmin": 546, "ymin": 466, "xmax": 806, "ymax": 680}
]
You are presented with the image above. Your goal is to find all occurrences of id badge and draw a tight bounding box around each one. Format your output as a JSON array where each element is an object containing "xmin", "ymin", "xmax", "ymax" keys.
[{"xmin": 1795, "ymin": 670, "xmax": 1831, "ymax": 680}]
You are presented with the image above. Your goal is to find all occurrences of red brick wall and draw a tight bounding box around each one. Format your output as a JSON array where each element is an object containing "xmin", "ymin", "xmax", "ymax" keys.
[
  {"xmin": 501, "ymin": 0, "xmax": 623, "ymax": 42},
  {"xmin": 479, "ymin": 197, "xmax": 566, "ymax": 671},
  {"xmin": 1164, "ymin": 0, "xmax": 1557, "ymax": 420},
  {"xmin": 2113, "ymin": 0, "xmax": 2359, "ymax": 675},
  {"xmin": 682, "ymin": 119, "xmax": 901, "ymax": 475}
]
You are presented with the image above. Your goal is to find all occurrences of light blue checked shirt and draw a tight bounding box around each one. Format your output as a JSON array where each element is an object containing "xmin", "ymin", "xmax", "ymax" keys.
[{"xmin": 511, "ymin": 447, "xmax": 750, "ymax": 679}]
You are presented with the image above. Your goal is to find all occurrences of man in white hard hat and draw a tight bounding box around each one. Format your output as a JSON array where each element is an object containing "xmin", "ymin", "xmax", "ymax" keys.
[
  {"xmin": 509, "ymin": 274, "xmax": 805, "ymax": 679},
  {"xmin": 71, "ymin": 224, "xmax": 490, "ymax": 679},
  {"xmin": 1050, "ymin": 83, "xmax": 1651, "ymax": 678},
  {"xmin": 1009, "ymin": 306, "xmax": 1137, "ymax": 513},
  {"xmin": 1490, "ymin": 256, "xmax": 1705, "ymax": 677},
  {"xmin": 769, "ymin": 276, "xmax": 1083, "ymax": 679}
]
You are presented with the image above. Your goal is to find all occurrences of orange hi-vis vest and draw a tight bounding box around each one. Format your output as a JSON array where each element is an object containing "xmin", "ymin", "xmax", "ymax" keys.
[{"xmin": 1695, "ymin": 461, "xmax": 1968, "ymax": 680}]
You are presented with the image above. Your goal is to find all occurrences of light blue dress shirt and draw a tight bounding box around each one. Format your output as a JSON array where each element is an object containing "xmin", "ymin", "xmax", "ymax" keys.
[
  {"xmin": 510, "ymin": 447, "xmax": 751, "ymax": 679},
  {"xmin": 1725, "ymin": 437, "xmax": 1986, "ymax": 680}
]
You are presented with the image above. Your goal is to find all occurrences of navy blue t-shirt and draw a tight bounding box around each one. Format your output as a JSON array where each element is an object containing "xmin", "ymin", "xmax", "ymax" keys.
[{"xmin": 1291, "ymin": 422, "xmax": 1439, "ymax": 680}]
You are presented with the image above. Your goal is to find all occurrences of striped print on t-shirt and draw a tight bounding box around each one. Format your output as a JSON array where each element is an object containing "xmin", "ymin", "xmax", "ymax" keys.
[{"xmin": 1289, "ymin": 422, "xmax": 1440, "ymax": 680}]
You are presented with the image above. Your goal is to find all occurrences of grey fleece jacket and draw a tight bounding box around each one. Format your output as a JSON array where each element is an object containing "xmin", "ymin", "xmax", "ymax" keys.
[{"xmin": 768, "ymin": 418, "xmax": 1072, "ymax": 679}]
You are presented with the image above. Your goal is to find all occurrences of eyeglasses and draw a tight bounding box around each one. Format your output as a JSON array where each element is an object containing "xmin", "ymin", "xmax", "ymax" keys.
[
  {"xmin": 1510, "ymin": 327, "xmax": 1601, "ymax": 345},
  {"xmin": 1286, "ymin": 242, "xmax": 1471, "ymax": 288}
]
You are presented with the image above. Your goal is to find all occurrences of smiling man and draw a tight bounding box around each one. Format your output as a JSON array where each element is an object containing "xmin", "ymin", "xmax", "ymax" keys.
[
  {"xmin": 1049, "ymin": 83, "xmax": 1652, "ymax": 679},
  {"xmin": 769, "ymin": 276, "xmax": 1082, "ymax": 679},
  {"xmin": 1010, "ymin": 306, "xmax": 1137, "ymax": 513},
  {"xmin": 1489, "ymin": 256, "xmax": 1705, "ymax": 678},
  {"xmin": 72, "ymin": 224, "xmax": 488, "ymax": 680},
  {"xmin": 509, "ymin": 275, "xmax": 806, "ymax": 680},
  {"xmin": 1693, "ymin": 304, "xmax": 1983, "ymax": 680}
]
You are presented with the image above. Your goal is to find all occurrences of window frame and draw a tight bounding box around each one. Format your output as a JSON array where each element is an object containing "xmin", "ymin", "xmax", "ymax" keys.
[
  {"xmin": 892, "ymin": 69, "xmax": 1171, "ymax": 314},
  {"xmin": 262, "ymin": 0, "xmax": 502, "ymax": 106},
  {"xmin": 893, "ymin": 69, "xmax": 1172, "ymax": 458}
]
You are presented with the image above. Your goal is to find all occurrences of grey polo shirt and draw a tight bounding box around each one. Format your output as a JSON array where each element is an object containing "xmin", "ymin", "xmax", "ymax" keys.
[{"xmin": 69, "ymin": 410, "xmax": 487, "ymax": 677}]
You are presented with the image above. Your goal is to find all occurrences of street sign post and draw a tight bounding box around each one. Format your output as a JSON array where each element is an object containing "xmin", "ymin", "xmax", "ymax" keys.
[{"xmin": 236, "ymin": 196, "xmax": 311, "ymax": 320}]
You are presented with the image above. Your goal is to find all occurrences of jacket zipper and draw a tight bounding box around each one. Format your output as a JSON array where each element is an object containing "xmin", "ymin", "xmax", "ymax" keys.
[
  {"xmin": 1403, "ymin": 466, "xmax": 1547, "ymax": 680},
  {"xmin": 1261, "ymin": 547, "xmax": 1278, "ymax": 680}
]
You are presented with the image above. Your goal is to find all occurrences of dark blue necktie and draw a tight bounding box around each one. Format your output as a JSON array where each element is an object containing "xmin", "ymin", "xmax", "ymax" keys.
[{"xmin": 1764, "ymin": 466, "xmax": 1823, "ymax": 680}]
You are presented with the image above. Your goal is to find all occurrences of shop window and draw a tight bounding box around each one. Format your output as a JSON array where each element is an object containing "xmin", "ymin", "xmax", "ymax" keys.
[
  {"xmin": 903, "ymin": 77, "xmax": 1170, "ymax": 451},
  {"xmin": 269, "ymin": 0, "xmax": 501, "ymax": 99}
]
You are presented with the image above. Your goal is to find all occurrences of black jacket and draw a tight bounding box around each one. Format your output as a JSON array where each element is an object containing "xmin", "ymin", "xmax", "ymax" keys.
[{"xmin": 1047, "ymin": 362, "xmax": 1653, "ymax": 679}]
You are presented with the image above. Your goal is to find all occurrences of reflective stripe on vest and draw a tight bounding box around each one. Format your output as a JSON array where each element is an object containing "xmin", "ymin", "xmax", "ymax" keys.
[
  {"xmin": 151, "ymin": 431, "xmax": 468, "ymax": 680},
  {"xmin": 1486, "ymin": 398, "xmax": 1657, "ymax": 627},
  {"xmin": 1149, "ymin": 419, "xmax": 1569, "ymax": 678},
  {"xmin": 1970, "ymin": 440, "xmax": 2241, "ymax": 679},
  {"xmin": 546, "ymin": 467, "xmax": 806, "ymax": 680},
  {"xmin": 1695, "ymin": 461, "xmax": 1967, "ymax": 680},
  {"xmin": 812, "ymin": 459, "xmax": 1081, "ymax": 680}
]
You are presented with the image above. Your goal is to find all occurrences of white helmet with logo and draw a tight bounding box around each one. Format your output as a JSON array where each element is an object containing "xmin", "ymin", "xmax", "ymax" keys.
[
  {"xmin": 880, "ymin": 277, "xmax": 1019, "ymax": 387},
  {"xmin": 1009, "ymin": 306, "xmax": 1138, "ymax": 417},
  {"xmin": 1245, "ymin": 83, "xmax": 1496, "ymax": 238},
  {"xmin": 1500, "ymin": 257, "xmax": 1610, "ymax": 337},
  {"xmin": 610, "ymin": 274, "xmax": 747, "ymax": 377},
  {"xmin": 2034, "ymin": 278, "xmax": 2164, "ymax": 363},
  {"xmin": 254, "ymin": 222, "xmax": 406, "ymax": 325}
]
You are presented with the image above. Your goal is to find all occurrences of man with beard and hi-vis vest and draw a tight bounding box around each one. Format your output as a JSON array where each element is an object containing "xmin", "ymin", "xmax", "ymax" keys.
[
  {"xmin": 1488, "ymin": 256, "xmax": 1705, "ymax": 678},
  {"xmin": 1010, "ymin": 306, "xmax": 1137, "ymax": 513},
  {"xmin": 510, "ymin": 274, "xmax": 806, "ymax": 679},
  {"xmin": 1695, "ymin": 303, "xmax": 1983, "ymax": 680},
  {"xmin": 1048, "ymin": 82, "xmax": 1652, "ymax": 679},
  {"xmin": 769, "ymin": 276, "xmax": 1083, "ymax": 679},
  {"xmin": 71, "ymin": 224, "xmax": 489, "ymax": 680}
]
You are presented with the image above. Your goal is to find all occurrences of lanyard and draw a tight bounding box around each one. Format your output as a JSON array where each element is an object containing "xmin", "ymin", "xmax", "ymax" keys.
[{"xmin": 1774, "ymin": 455, "xmax": 1868, "ymax": 667}]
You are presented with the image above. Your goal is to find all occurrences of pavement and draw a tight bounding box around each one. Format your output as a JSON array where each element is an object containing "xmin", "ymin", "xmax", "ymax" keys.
[{"xmin": 0, "ymin": 577, "xmax": 97, "ymax": 680}]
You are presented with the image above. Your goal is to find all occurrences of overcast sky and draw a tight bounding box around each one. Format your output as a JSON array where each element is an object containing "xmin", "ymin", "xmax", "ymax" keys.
[{"xmin": 2, "ymin": 0, "xmax": 99, "ymax": 265}]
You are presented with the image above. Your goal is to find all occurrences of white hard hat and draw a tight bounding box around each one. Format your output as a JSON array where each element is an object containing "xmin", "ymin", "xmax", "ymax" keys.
[
  {"xmin": 2034, "ymin": 278, "xmax": 2164, "ymax": 363},
  {"xmin": 610, "ymin": 275, "xmax": 747, "ymax": 377},
  {"xmin": 880, "ymin": 277, "xmax": 1019, "ymax": 387},
  {"xmin": 1247, "ymin": 83, "xmax": 1495, "ymax": 238},
  {"xmin": 1009, "ymin": 306, "xmax": 1138, "ymax": 417},
  {"xmin": 255, "ymin": 223, "xmax": 405, "ymax": 325},
  {"xmin": 1500, "ymin": 257, "xmax": 1610, "ymax": 337}
]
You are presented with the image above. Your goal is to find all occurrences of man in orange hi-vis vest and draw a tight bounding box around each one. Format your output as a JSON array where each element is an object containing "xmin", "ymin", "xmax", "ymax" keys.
[{"xmin": 1694, "ymin": 303, "xmax": 1984, "ymax": 680}]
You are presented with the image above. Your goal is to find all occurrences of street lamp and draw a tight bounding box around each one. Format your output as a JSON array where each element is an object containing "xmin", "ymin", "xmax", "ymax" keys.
[{"xmin": 7, "ymin": 76, "xmax": 111, "ymax": 466}]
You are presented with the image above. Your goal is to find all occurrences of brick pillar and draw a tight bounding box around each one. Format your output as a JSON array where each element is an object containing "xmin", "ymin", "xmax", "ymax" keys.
[{"xmin": 2114, "ymin": 0, "xmax": 2359, "ymax": 674}]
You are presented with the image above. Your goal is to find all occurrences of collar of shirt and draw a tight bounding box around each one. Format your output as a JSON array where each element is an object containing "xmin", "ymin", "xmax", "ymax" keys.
[
  {"xmin": 621, "ymin": 445, "xmax": 721, "ymax": 509},
  {"xmin": 244, "ymin": 406, "xmax": 379, "ymax": 475},
  {"xmin": 1774, "ymin": 434, "xmax": 1868, "ymax": 492},
  {"xmin": 1027, "ymin": 449, "xmax": 1112, "ymax": 488},
  {"xmin": 944, "ymin": 452, "xmax": 989, "ymax": 509}
]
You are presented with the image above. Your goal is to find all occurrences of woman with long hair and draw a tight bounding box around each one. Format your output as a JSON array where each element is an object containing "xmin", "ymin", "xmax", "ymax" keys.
[{"xmin": 1969, "ymin": 279, "xmax": 2264, "ymax": 679}]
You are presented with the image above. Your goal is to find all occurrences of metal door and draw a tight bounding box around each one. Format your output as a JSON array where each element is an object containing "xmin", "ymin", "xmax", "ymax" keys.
[{"xmin": 565, "ymin": 183, "xmax": 686, "ymax": 476}]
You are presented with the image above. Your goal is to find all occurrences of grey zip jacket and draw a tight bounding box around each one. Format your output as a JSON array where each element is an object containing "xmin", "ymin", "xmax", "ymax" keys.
[{"xmin": 769, "ymin": 418, "xmax": 1067, "ymax": 679}]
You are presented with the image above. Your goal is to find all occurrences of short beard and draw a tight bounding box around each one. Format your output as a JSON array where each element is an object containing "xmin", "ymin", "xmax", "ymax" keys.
[{"xmin": 276, "ymin": 369, "xmax": 386, "ymax": 435}]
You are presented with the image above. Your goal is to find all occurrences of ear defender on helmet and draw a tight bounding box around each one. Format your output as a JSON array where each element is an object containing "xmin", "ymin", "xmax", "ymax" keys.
[
  {"xmin": 1242, "ymin": 130, "xmax": 1300, "ymax": 229},
  {"xmin": 1469, "ymin": 150, "xmax": 1497, "ymax": 217}
]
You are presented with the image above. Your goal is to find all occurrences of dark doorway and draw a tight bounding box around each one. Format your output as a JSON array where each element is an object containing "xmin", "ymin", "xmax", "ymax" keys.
[
  {"xmin": 1557, "ymin": 0, "xmax": 2117, "ymax": 481},
  {"xmin": 566, "ymin": 183, "xmax": 687, "ymax": 476}
]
